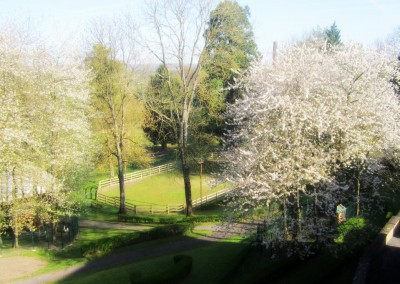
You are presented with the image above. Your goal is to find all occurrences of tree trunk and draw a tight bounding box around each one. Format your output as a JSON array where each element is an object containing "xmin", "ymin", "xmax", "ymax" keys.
[
  {"xmin": 51, "ymin": 222, "xmax": 57, "ymax": 245},
  {"xmin": 161, "ymin": 141, "xmax": 167, "ymax": 151},
  {"xmin": 296, "ymin": 188, "xmax": 302, "ymax": 239},
  {"xmin": 313, "ymin": 185, "xmax": 318, "ymax": 226},
  {"xmin": 179, "ymin": 108, "xmax": 193, "ymax": 216},
  {"xmin": 356, "ymin": 169, "xmax": 362, "ymax": 217},
  {"xmin": 12, "ymin": 167, "xmax": 18, "ymax": 199},
  {"xmin": 6, "ymin": 170, "xmax": 9, "ymax": 202},
  {"xmin": 117, "ymin": 156, "xmax": 126, "ymax": 214},
  {"xmin": 12, "ymin": 227, "xmax": 18, "ymax": 248},
  {"xmin": 109, "ymin": 154, "xmax": 115, "ymax": 178},
  {"xmin": 180, "ymin": 147, "xmax": 193, "ymax": 216},
  {"xmin": 283, "ymin": 198, "xmax": 288, "ymax": 238},
  {"xmin": 116, "ymin": 141, "xmax": 126, "ymax": 214}
]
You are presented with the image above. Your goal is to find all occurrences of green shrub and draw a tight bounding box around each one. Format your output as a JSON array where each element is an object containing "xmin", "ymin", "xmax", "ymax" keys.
[
  {"xmin": 335, "ymin": 217, "xmax": 366, "ymax": 244},
  {"xmin": 130, "ymin": 255, "xmax": 193, "ymax": 284},
  {"xmin": 81, "ymin": 224, "xmax": 192, "ymax": 260},
  {"xmin": 81, "ymin": 232, "xmax": 140, "ymax": 259},
  {"xmin": 118, "ymin": 215, "xmax": 183, "ymax": 224},
  {"xmin": 117, "ymin": 214, "xmax": 223, "ymax": 224}
]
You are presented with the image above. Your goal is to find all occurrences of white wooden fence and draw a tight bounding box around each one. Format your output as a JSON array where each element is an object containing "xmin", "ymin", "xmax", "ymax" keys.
[
  {"xmin": 192, "ymin": 187, "xmax": 232, "ymax": 209},
  {"xmin": 98, "ymin": 163, "xmax": 175, "ymax": 191},
  {"xmin": 95, "ymin": 186, "xmax": 232, "ymax": 214},
  {"xmin": 95, "ymin": 161, "xmax": 233, "ymax": 214}
]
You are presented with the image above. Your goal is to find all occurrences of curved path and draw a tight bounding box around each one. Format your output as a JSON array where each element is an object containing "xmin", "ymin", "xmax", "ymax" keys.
[
  {"xmin": 79, "ymin": 219, "xmax": 153, "ymax": 231},
  {"xmin": 9, "ymin": 221, "xmax": 249, "ymax": 284}
]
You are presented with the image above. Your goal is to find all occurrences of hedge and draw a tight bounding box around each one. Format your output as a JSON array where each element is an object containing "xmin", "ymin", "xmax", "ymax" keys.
[
  {"xmin": 118, "ymin": 214, "xmax": 223, "ymax": 224},
  {"xmin": 81, "ymin": 223, "xmax": 192, "ymax": 260},
  {"xmin": 130, "ymin": 255, "xmax": 193, "ymax": 284}
]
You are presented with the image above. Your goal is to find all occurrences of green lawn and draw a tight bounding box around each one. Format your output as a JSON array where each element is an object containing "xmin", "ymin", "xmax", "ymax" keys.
[
  {"xmin": 59, "ymin": 237, "xmax": 248, "ymax": 284},
  {"xmin": 102, "ymin": 170, "xmax": 225, "ymax": 205}
]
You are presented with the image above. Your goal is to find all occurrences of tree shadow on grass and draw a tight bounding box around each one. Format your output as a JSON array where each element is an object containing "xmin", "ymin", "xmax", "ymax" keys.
[{"xmin": 57, "ymin": 235, "xmax": 248, "ymax": 284}]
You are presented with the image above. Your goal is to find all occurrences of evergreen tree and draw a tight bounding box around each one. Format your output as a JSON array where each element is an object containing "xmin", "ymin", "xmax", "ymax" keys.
[
  {"xmin": 200, "ymin": 0, "xmax": 260, "ymax": 138},
  {"xmin": 325, "ymin": 22, "xmax": 341, "ymax": 48}
]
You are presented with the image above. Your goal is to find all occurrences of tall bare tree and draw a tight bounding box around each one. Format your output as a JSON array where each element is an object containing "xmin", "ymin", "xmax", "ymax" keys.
[{"xmin": 142, "ymin": 0, "xmax": 212, "ymax": 216}]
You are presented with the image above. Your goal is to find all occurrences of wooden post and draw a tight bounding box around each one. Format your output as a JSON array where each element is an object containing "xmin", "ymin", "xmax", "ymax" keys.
[
  {"xmin": 134, "ymin": 205, "xmax": 137, "ymax": 215},
  {"xmin": 199, "ymin": 159, "xmax": 203, "ymax": 207}
]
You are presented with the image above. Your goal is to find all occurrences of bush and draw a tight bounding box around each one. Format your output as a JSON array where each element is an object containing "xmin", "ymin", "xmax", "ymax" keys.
[
  {"xmin": 130, "ymin": 255, "xmax": 193, "ymax": 284},
  {"xmin": 118, "ymin": 214, "xmax": 223, "ymax": 224},
  {"xmin": 118, "ymin": 215, "xmax": 184, "ymax": 224},
  {"xmin": 81, "ymin": 224, "xmax": 192, "ymax": 259},
  {"xmin": 335, "ymin": 217, "xmax": 366, "ymax": 244}
]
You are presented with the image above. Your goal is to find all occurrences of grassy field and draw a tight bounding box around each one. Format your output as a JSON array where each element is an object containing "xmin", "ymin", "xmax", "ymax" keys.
[
  {"xmin": 101, "ymin": 170, "xmax": 226, "ymax": 205},
  {"xmin": 59, "ymin": 237, "xmax": 248, "ymax": 284}
]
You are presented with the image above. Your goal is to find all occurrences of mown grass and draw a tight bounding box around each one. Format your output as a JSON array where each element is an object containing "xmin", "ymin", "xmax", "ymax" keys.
[
  {"xmin": 59, "ymin": 236, "xmax": 248, "ymax": 284},
  {"xmin": 81, "ymin": 203, "xmax": 121, "ymax": 222},
  {"xmin": 102, "ymin": 170, "xmax": 226, "ymax": 205}
]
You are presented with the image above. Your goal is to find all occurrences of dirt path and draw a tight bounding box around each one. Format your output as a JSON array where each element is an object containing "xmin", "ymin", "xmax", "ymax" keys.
[
  {"xmin": 79, "ymin": 219, "xmax": 153, "ymax": 231},
  {"xmin": 1, "ymin": 257, "xmax": 46, "ymax": 284}
]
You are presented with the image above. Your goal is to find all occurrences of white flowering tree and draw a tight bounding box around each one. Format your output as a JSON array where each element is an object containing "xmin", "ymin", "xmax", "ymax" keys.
[
  {"xmin": 222, "ymin": 42, "xmax": 400, "ymax": 251},
  {"xmin": 0, "ymin": 24, "xmax": 93, "ymax": 247}
]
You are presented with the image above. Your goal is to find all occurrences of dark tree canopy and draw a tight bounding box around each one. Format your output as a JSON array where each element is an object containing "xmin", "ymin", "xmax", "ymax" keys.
[
  {"xmin": 200, "ymin": 0, "xmax": 260, "ymax": 138},
  {"xmin": 143, "ymin": 65, "xmax": 177, "ymax": 150}
]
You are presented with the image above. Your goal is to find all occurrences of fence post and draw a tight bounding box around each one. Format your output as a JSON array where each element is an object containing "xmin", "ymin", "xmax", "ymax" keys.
[{"xmin": 134, "ymin": 205, "xmax": 137, "ymax": 215}]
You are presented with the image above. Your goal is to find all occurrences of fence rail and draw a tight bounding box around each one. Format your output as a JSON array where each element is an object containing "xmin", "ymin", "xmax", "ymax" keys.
[
  {"xmin": 98, "ymin": 163, "xmax": 175, "ymax": 191},
  {"xmin": 96, "ymin": 192, "xmax": 184, "ymax": 214},
  {"xmin": 95, "ymin": 186, "xmax": 233, "ymax": 214},
  {"xmin": 192, "ymin": 187, "xmax": 232, "ymax": 208}
]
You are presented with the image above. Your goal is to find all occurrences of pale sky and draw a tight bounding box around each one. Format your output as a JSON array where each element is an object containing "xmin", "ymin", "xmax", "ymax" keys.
[{"xmin": 0, "ymin": 0, "xmax": 399, "ymax": 57}]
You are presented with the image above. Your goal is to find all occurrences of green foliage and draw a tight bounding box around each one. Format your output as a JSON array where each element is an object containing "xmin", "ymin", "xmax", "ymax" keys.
[
  {"xmin": 199, "ymin": 0, "xmax": 260, "ymax": 139},
  {"xmin": 81, "ymin": 224, "xmax": 191, "ymax": 259},
  {"xmin": 335, "ymin": 217, "xmax": 366, "ymax": 244},
  {"xmin": 85, "ymin": 43, "xmax": 150, "ymax": 176},
  {"xmin": 117, "ymin": 214, "xmax": 223, "ymax": 224},
  {"xmin": 118, "ymin": 214, "xmax": 182, "ymax": 224},
  {"xmin": 324, "ymin": 21, "xmax": 341, "ymax": 48},
  {"xmin": 130, "ymin": 255, "xmax": 193, "ymax": 284},
  {"xmin": 143, "ymin": 65, "xmax": 178, "ymax": 149}
]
